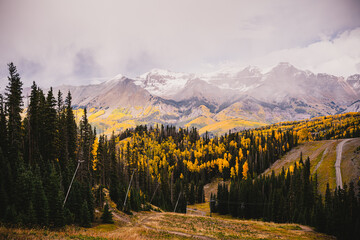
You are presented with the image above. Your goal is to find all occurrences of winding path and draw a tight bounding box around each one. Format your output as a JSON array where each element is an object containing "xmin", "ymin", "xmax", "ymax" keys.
[
  {"xmin": 314, "ymin": 147, "xmax": 329, "ymax": 173},
  {"xmin": 187, "ymin": 207, "xmax": 207, "ymax": 216},
  {"xmin": 335, "ymin": 139, "xmax": 350, "ymax": 189}
]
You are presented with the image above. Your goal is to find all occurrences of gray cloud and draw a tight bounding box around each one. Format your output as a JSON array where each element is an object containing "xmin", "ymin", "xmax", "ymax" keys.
[
  {"xmin": 125, "ymin": 51, "xmax": 160, "ymax": 75},
  {"xmin": 0, "ymin": 0, "xmax": 359, "ymax": 87},
  {"xmin": 18, "ymin": 59, "xmax": 43, "ymax": 79},
  {"xmin": 73, "ymin": 49, "xmax": 101, "ymax": 78},
  {"xmin": 355, "ymin": 62, "xmax": 360, "ymax": 73},
  {"xmin": 247, "ymin": 28, "xmax": 360, "ymax": 77}
]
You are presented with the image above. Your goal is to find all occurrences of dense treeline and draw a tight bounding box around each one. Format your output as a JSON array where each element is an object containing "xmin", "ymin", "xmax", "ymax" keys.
[
  {"xmin": 0, "ymin": 63, "xmax": 96, "ymax": 227},
  {"xmin": 102, "ymin": 123, "xmax": 299, "ymax": 213},
  {"xmin": 212, "ymin": 156, "xmax": 360, "ymax": 239},
  {"xmin": 256, "ymin": 112, "xmax": 360, "ymax": 142}
]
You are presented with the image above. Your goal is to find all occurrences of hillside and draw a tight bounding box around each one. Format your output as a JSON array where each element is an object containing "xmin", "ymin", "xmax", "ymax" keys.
[{"xmin": 263, "ymin": 138, "xmax": 360, "ymax": 194}]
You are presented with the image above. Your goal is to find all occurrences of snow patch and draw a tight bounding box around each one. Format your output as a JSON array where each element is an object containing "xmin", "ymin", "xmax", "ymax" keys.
[{"xmin": 135, "ymin": 68, "xmax": 194, "ymax": 98}]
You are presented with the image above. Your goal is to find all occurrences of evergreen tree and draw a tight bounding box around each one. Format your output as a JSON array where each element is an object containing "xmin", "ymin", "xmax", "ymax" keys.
[
  {"xmin": 0, "ymin": 182, "xmax": 8, "ymax": 220},
  {"xmin": 4, "ymin": 205, "xmax": 18, "ymax": 224},
  {"xmin": 15, "ymin": 166, "xmax": 35, "ymax": 221},
  {"xmin": 65, "ymin": 91, "xmax": 77, "ymax": 162},
  {"xmin": 64, "ymin": 208, "xmax": 74, "ymax": 225},
  {"xmin": 26, "ymin": 201, "xmax": 37, "ymax": 226},
  {"xmin": 57, "ymin": 90, "xmax": 64, "ymax": 113},
  {"xmin": 80, "ymin": 201, "xmax": 91, "ymax": 227},
  {"xmin": 44, "ymin": 88, "xmax": 57, "ymax": 163},
  {"xmin": 0, "ymin": 147, "xmax": 11, "ymax": 218},
  {"xmin": 27, "ymin": 82, "xmax": 40, "ymax": 166},
  {"xmin": 101, "ymin": 203, "xmax": 114, "ymax": 224},
  {"xmin": 0, "ymin": 94, "xmax": 7, "ymax": 154},
  {"xmin": 84, "ymin": 184, "xmax": 95, "ymax": 221},
  {"xmin": 5, "ymin": 62, "xmax": 23, "ymax": 172},
  {"xmin": 79, "ymin": 107, "xmax": 93, "ymax": 182},
  {"xmin": 66, "ymin": 181, "xmax": 82, "ymax": 224},
  {"xmin": 33, "ymin": 168, "xmax": 49, "ymax": 225},
  {"xmin": 130, "ymin": 188, "xmax": 141, "ymax": 212},
  {"xmin": 47, "ymin": 166, "xmax": 65, "ymax": 227},
  {"xmin": 196, "ymin": 182, "xmax": 205, "ymax": 203}
]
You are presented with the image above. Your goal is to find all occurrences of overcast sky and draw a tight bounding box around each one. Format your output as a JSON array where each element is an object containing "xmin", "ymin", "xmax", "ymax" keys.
[{"xmin": 0, "ymin": 0, "xmax": 360, "ymax": 88}]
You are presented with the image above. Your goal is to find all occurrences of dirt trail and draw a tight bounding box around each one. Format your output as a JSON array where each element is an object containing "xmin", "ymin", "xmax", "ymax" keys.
[
  {"xmin": 111, "ymin": 208, "xmax": 131, "ymax": 224},
  {"xmin": 335, "ymin": 139, "xmax": 350, "ymax": 189},
  {"xmin": 134, "ymin": 212, "xmax": 215, "ymax": 240},
  {"xmin": 187, "ymin": 207, "xmax": 207, "ymax": 216},
  {"xmin": 262, "ymin": 140, "xmax": 336, "ymax": 176},
  {"xmin": 313, "ymin": 147, "xmax": 329, "ymax": 173}
]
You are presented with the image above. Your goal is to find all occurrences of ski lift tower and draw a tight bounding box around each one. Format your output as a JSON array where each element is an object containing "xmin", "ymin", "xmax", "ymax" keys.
[
  {"xmin": 63, "ymin": 159, "xmax": 85, "ymax": 207},
  {"xmin": 123, "ymin": 168, "xmax": 136, "ymax": 211}
]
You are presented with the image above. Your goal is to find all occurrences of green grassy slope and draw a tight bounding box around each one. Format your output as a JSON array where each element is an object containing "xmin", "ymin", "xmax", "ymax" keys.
[{"xmin": 262, "ymin": 138, "xmax": 360, "ymax": 195}]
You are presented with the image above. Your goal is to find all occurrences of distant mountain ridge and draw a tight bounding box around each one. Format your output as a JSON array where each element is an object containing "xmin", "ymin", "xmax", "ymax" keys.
[{"xmin": 22, "ymin": 63, "xmax": 360, "ymax": 135}]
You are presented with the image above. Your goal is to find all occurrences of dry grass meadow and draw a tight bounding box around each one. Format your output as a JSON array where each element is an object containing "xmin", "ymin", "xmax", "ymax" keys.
[{"xmin": 0, "ymin": 211, "xmax": 335, "ymax": 240}]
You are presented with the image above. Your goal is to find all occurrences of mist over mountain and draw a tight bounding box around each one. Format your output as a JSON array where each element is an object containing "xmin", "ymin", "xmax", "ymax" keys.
[{"xmin": 22, "ymin": 62, "xmax": 360, "ymax": 135}]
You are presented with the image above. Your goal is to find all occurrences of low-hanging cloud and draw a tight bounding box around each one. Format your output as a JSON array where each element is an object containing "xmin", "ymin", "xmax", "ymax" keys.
[
  {"xmin": 73, "ymin": 49, "xmax": 101, "ymax": 79},
  {"xmin": 0, "ymin": 0, "xmax": 359, "ymax": 87},
  {"xmin": 244, "ymin": 28, "xmax": 360, "ymax": 77}
]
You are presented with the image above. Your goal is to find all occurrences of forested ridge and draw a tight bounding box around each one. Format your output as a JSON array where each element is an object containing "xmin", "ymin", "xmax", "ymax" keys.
[{"xmin": 0, "ymin": 63, "xmax": 359, "ymax": 239}]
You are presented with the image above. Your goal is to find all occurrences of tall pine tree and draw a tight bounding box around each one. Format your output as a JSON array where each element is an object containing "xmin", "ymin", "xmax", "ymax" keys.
[{"xmin": 5, "ymin": 62, "xmax": 23, "ymax": 172}]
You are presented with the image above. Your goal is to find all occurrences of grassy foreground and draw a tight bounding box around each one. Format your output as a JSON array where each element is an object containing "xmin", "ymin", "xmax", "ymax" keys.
[{"xmin": 0, "ymin": 211, "xmax": 334, "ymax": 240}]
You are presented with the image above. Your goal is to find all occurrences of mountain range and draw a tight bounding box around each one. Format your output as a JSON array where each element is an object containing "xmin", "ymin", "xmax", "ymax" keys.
[{"xmin": 23, "ymin": 62, "xmax": 360, "ymax": 135}]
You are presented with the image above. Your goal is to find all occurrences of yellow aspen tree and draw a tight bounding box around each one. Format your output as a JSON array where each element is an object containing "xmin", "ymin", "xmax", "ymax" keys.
[
  {"xmin": 242, "ymin": 160, "xmax": 249, "ymax": 180},
  {"xmin": 238, "ymin": 149, "xmax": 243, "ymax": 160},
  {"xmin": 235, "ymin": 157, "xmax": 239, "ymax": 175},
  {"xmin": 91, "ymin": 137, "xmax": 99, "ymax": 171},
  {"xmin": 230, "ymin": 167, "xmax": 236, "ymax": 179}
]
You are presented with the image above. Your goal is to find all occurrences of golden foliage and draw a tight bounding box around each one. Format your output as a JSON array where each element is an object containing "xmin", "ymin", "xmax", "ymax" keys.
[
  {"xmin": 91, "ymin": 137, "xmax": 99, "ymax": 171},
  {"xmin": 242, "ymin": 161, "xmax": 249, "ymax": 180}
]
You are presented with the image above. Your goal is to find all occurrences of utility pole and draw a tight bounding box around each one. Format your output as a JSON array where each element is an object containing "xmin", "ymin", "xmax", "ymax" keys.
[
  {"xmin": 173, "ymin": 191, "xmax": 182, "ymax": 212},
  {"xmin": 150, "ymin": 182, "xmax": 160, "ymax": 204},
  {"xmin": 123, "ymin": 169, "xmax": 136, "ymax": 210},
  {"xmin": 63, "ymin": 160, "xmax": 84, "ymax": 207}
]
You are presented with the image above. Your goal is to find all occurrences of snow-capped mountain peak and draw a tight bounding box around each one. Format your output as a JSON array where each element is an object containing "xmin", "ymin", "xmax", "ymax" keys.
[
  {"xmin": 269, "ymin": 62, "xmax": 299, "ymax": 73},
  {"xmin": 24, "ymin": 62, "xmax": 359, "ymax": 136},
  {"xmin": 347, "ymin": 74, "xmax": 360, "ymax": 91},
  {"xmin": 101, "ymin": 73, "xmax": 127, "ymax": 86},
  {"xmin": 104, "ymin": 63, "xmax": 359, "ymax": 112},
  {"xmin": 139, "ymin": 68, "xmax": 193, "ymax": 79},
  {"xmin": 134, "ymin": 69, "xmax": 194, "ymax": 98},
  {"xmin": 113, "ymin": 73, "xmax": 124, "ymax": 79}
]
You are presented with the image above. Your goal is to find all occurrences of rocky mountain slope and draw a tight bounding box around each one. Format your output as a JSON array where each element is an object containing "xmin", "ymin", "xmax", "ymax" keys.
[{"xmin": 24, "ymin": 63, "xmax": 360, "ymax": 135}]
